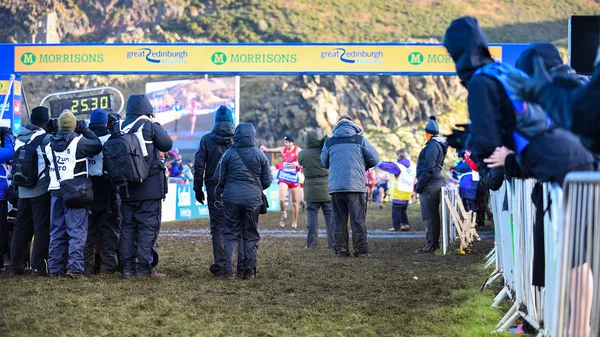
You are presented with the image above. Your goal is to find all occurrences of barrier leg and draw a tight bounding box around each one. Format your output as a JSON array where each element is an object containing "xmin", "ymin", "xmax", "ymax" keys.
[
  {"xmin": 494, "ymin": 303, "xmax": 519, "ymax": 332},
  {"xmin": 492, "ymin": 287, "xmax": 509, "ymax": 308}
]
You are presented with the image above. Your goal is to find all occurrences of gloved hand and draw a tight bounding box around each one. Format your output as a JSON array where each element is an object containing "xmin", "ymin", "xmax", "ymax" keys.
[
  {"xmin": 194, "ymin": 187, "xmax": 205, "ymax": 205},
  {"xmin": 506, "ymin": 55, "xmax": 553, "ymax": 103}
]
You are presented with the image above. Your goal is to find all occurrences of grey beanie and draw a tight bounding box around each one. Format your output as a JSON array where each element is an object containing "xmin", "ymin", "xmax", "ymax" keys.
[{"xmin": 424, "ymin": 116, "xmax": 439, "ymax": 135}]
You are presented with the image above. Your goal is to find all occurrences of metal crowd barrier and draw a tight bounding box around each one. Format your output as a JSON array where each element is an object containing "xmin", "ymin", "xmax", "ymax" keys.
[
  {"xmin": 485, "ymin": 173, "xmax": 600, "ymax": 337},
  {"xmin": 441, "ymin": 185, "xmax": 458, "ymax": 255}
]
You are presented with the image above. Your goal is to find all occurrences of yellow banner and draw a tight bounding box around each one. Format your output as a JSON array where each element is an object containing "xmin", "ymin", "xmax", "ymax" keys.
[
  {"xmin": 0, "ymin": 80, "xmax": 21, "ymax": 95},
  {"xmin": 14, "ymin": 45, "xmax": 502, "ymax": 73}
]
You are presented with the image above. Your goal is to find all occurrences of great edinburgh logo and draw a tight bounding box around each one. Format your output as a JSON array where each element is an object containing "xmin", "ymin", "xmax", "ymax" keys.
[
  {"xmin": 408, "ymin": 52, "xmax": 424, "ymax": 65},
  {"xmin": 21, "ymin": 52, "xmax": 36, "ymax": 65},
  {"xmin": 211, "ymin": 52, "xmax": 227, "ymax": 65}
]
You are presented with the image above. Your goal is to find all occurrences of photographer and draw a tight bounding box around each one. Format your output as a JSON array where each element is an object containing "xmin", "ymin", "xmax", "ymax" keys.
[
  {"xmin": 83, "ymin": 109, "xmax": 121, "ymax": 274},
  {"xmin": 9, "ymin": 106, "xmax": 52, "ymax": 276},
  {"xmin": 0, "ymin": 125, "xmax": 15, "ymax": 272},
  {"xmin": 45, "ymin": 110, "xmax": 102, "ymax": 278}
]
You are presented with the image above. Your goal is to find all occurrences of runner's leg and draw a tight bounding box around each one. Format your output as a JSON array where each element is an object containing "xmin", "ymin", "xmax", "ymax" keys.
[{"xmin": 290, "ymin": 187, "xmax": 299, "ymax": 229}]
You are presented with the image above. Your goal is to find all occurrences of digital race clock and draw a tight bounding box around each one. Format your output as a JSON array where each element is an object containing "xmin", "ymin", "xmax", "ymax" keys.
[{"xmin": 49, "ymin": 93, "xmax": 115, "ymax": 117}]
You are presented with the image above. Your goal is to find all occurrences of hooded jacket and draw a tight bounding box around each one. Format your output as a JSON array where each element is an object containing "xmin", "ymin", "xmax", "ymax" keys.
[
  {"xmin": 214, "ymin": 123, "xmax": 271, "ymax": 207},
  {"xmin": 120, "ymin": 94, "xmax": 173, "ymax": 202},
  {"xmin": 47, "ymin": 128, "xmax": 102, "ymax": 194},
  {"xmin": 321, "ymin": 120, "xmax": 379, "ymax": 194},
  {"xmin": 88, "ymin": 123, "xmax": 113, "ymax": 210},
  {"xmin": 297, "ymin": 130, "xmax": 329, "ymax": 203},
  {"xmin": 415, "ymin": 136, "xmax": 448, "ymax": 193},
  {"xmin": 194, "ymin": 106, "xmax": 234, "ymax": 196},
  {"xmin": 16, "ymin": 124, "xmax": 52, "ymax": 198}
]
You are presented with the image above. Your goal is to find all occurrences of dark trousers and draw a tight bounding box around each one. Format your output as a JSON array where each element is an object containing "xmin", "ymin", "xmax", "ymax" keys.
[
  {"xmin": 223, "ymin": 201, "xmax": 260, "ymax": 277},
  {"xmin": 48, "ymin": 195, "xmax": 89, "ymax": 275},
  {"xmin": 120, "ymin": 199, "xmax": 161, "ymax": 276},
  {"xmin": 84, "ymin": 196, "xmax": 121, "ymax": 273},
  {"xmin": 207, "ymin": 185, "xmax": 243, "ymax": 276},
  {"xmin": 419, "ymin": 184, "xmax": 443, "ymax": 249},
  {"xmin": 0, "ymin": 201, "xmax": 8, "ymax": 267},
  {"xmin": 331, "ymin": 192, "xmax": 368, "ymax": 256},
  {"xmin": 10, "ymin": 193, "xmax": 51, "ymax": 273},
  {"xmin": 392, "ymin": 204, "xmax": 409, "ymax": 230},
  {"xmin": 462, "ymin": 198, "xmax": 477, "ymax": 213},
  {"xmin": 306, "ymin": 201, "xmax": 334, "ymax": 248},
  {"xmin": 475, "ymin": 183, "xmax": 490, "ymax": 227}
]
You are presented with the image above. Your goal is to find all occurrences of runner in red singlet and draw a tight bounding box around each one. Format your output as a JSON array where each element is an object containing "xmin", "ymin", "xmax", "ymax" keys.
[{"xmin": 260, "ymin": 134, "xmax": 302, "ymax": 229}]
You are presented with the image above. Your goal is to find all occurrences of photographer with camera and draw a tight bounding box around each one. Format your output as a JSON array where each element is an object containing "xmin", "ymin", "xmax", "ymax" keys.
[
  {"xmin": 45, "ymin": 110, "xmax": 102, "ymax": 278},
  {"xmin": 83, "ymin": 109, "xmax": 121, "ymax": 274},
  {"xmin": 9, "ymin": 106, "xmax": 53, "ymax": 276}
]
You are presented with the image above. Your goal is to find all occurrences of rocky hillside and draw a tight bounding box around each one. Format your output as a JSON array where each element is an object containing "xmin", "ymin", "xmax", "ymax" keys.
[{"xmin": 2, "ymin": 0, "xmax": 599, "ymax": 160}]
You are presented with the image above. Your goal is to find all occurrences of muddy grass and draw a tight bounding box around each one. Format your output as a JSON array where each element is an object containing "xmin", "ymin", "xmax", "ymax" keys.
[{"xmin": 0, "ymin": 235, "xmax": 511, "ymax": 337}]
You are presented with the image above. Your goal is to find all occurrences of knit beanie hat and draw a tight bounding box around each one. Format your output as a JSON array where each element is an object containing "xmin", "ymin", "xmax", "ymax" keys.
[
  {"xmin": 30, "ymin": 106, "xmax": 50, "ymax": 127},
  {"xmin": 424, "ymin": 116, "xmax": 439, "ymax": 135},
  {"xmin": 58, "ymin": 110, "xmax": 76, "ymax": 132},
  {"xmin": 90, "ymin": 108, "xmax": 108, "ymax": 125}
]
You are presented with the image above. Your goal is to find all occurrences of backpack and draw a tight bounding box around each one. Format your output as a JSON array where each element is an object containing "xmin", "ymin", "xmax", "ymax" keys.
[
  {"xmin": 103, "ymin": 116, "xmax": 150, "ymax": 196},
  {"xmin": 11, "ymin": 131, "xmax": 46, "ymax": 187},
  {"xmin": 474, "ymin": 62, "xmax": 551, "ymax": 155}
]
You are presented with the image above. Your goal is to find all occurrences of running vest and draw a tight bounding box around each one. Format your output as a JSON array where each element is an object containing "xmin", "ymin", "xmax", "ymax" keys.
[
  {"xmin": 45, "ymin": 137, "xmax": 88, "ymax": 191},
  {"xmin": 391, "ymin": 161, "xmax": 416, "ymax": 201},
  {"xmin": 15, "ymin": 129, "xmax": 47, "ymax": 180},
  {"xmin": 474, "ymin": 62, "xmax": 551, "ymax": 155},
  {"xmin": 277, "ymin": 146, "xmax": 299, "ymax": 184},
  {"xmin": 88, "ymin": 134, "xmax": 111, "ymax": 176}
]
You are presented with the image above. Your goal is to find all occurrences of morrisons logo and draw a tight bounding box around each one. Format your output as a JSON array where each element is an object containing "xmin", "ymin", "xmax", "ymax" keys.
[
  {"xmin": 21, "ymin": 52, "xmax": 36, "ymax": 65},
  {"xmin": 408, "ymin": 52, "xmax": 423, "ymax": 65},
  {"xmin": 211, "ymin": 52, "xmax": 227, "ymax": 65},
  {"xmin": 408, "ymin": 51, "xmax": 454, "ymax": 66}
]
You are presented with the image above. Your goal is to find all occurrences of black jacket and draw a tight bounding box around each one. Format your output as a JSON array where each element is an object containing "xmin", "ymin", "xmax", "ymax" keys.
[
  {"xmin": 214, "ymin": 123, "xmax": 271, "ymax": 207},
  {"xmin": 415, "ymin": 136, "xmax": 448, "ymax": 193},
  {"xmin": 120, "ymin": 95, "xmax": 173, "ymax": 202},
  {"xmin": 89, "ymin": 123, "xmax": 113, "ymax": 209},
  {"xmin": 194, "ymin": 107, "xmax": 234, "ymax": 192}
]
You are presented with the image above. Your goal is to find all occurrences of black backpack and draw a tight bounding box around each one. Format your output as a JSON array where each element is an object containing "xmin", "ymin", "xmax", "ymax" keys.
[
  {"xmin": 103, "ymin": 118, "xmax": 150, "ymax": 196},
  {"xmin": 12, "ymin": 133, "xmax": 46, "ymax": 187}
]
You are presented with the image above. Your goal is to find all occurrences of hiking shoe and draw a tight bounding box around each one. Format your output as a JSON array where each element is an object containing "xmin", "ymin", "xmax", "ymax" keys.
[
  {"xmin": 123, "ymin": 273, "xmax": 136, "ymax": 279},
  {"xmin": 49, "ymin": 273, "xmax": 64, "ymax": 279},
  {"xmin": 388, "ymin": 227, "xmax": 398, "ymax": 231},
  {"xmin": 242, "ymin": 273, "xmax": 255, "ymax": 280},
  {"xmin": 32, "ymin": 269, "xmax": 48, "ymax": 277},
  {"xmin": 415, "ymin": 246, "xmax": 436, "ymax": 254},
  {"xmin": 151, "ymin": 268, "xmax": 167, "ymax": 279},
  {"xmin": 66, "ymin": 272, "xmax": 85, "ymax": 279},
  {"xmin": 223, "ymin": 274, "xmax": 236, "ymax": 280},
  {"xmin": 400, "ymin": 224, "xmax": 411, "ymax": 231},
  {"xmin": 354, "ymin": 253, "xmax": 370, "ymax": 258}
]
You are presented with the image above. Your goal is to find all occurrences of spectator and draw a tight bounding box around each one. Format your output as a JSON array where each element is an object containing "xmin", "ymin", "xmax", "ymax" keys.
[
  {"xmin": 45, "ymin": 111, "xmax": 102, "ymax": 278},
  {"xmin": 0, "ymin": 126, "xmax": 14, "ymax": 272},
  {"xmin": 454, "ymin": 160, "xmax": 478, "ymax": 213},
  {"xmin": 119, "ymin": 95, "xmax": 172, "ymax": 278},
  {"xmin": 377, "ymin": 148, "xmax": 416, "ymax": 232},
  {"xmin": 182, "ymin": 160, "xmax": 194, "ymax": 182},
  {"xmin": 214, "ymin": 123, "xmax": 272, "ymax": 280},
  {"xmin": 9, "ymin": 106, "xmax": 52, "ymax": 276},
  {"xmin": 414, "ymin": 116, "xmax": 448, "ymax": 253},
  {"xmin": 321, "ymin": 115, "xmax": 379, "ymax": 258},
  {"xmin": 298, "ymin": 130, "xmax": 335, "ymax": 249},
  {"xmin": 194, "ymin": 105, "xmax": 243, "ymax": 278}
]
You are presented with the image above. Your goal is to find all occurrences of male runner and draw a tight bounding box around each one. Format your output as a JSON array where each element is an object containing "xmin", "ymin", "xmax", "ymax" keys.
[{"xmin": 260, "ymin": 134, "xmax": 302, "ymax": 229}]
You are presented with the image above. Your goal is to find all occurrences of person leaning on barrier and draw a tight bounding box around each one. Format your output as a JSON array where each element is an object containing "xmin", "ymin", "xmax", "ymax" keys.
[
  {"xmin": 414, "ymin": 116, "xmax": 448, "ymax": 253},
  {"xmin": 119, "ymin": 94, "xmax": 172, "ymax": 279},
  {"xmin": 298, "ymin": 129, "xmax": 335, "ymax": 249},
  {"xmin": 9, "ymin": 106, "xmax": 52, "ymax": 276},
  {"xmin": 45, "ymin": 111, "xmax": 102, "ymax": 278},
  {"xmin": 193, "ymin": 105, "xmax": 243, "ymax": 278},
  {"xmin": 83, "ymin": 109, "xmax": 121, "ymax": 275},
  {"xmin": 321, "ymin": 115, "xmax": 379, "ymax": 258},
  {"xmin": 0, "ymin": 125, "xmax": 14, "ymax": 273},
  {"xmin": 213, "ymin": 123, "xmax": 272, "ymax": 280}
]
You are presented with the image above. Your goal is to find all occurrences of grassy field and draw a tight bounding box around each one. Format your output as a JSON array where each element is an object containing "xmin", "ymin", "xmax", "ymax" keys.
[{"xmin": 0, "ymin": 235, "xmax": 509, "ymax": 337}]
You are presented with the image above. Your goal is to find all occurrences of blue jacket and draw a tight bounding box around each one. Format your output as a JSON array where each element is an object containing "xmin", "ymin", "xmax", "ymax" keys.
[
  {"xmin": 321, "ymin": 120, "xmax": 379, "ymax": 193},
  {"xmin": 456, "ymin": 161, "xmax": 478, "ymax": 201},
  {"xmin": 0, "ymin": 133, "xmax": 15, "ymax": 201}
]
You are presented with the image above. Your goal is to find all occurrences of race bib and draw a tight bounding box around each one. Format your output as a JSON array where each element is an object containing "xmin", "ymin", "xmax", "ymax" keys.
[
  {"xmin": 283, "ymin": 162, "xmax": 296, "ymax": 172},
  {"xmin": 277, "ymin": 170, "xmax": 299, "ymax": 184}
]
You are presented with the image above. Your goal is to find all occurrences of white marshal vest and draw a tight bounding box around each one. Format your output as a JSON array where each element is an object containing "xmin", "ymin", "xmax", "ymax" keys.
[
  {"xmin": 392, "ymin": 160, "xmax": 417, "ymax": 201},
  {"xmin": 88, "ymin": 134, "xmax": 111, "ymax": 176},
  {"xmin": 45, "ymin": 136, "xmax": 88, "ymax": 191},
  {"xmin": 15, "ymin": 130, "xmax": 47, "ymax": 181}
]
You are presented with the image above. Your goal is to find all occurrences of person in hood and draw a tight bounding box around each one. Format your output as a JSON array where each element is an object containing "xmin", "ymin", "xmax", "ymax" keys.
[
  {"xmin": 321, "ymin": 115, "xmax": 379, "ymax": 257},
  {"xmin": 213, "ymin": 123, "xmax": 271, "ymax": 280},
  {"xmin": 45, "ymin": 110, "xmax": 102, "ymax": 278},
  {"xmin": 298, "ymin": 130, "xmax": 335, "ymax": 248},
  {"xmin": 0, "ymin": 125, "xmax": 14, "ymax": 272},
  {"xmin": 194, "ymin": 105, "xmax": 242, "ymax": 277},
  {"xmin": 83, "ymin": 109, "xmax": 121, "ymax": 274},
  {"xmin": 377, "ymin": 148, "xmax": 417, "ymax": 232},
  {"xmin": 414, "ymin": 116, "xmax": 448, "ymax": 253},
  {"xmin": 9, "ymin": 106, "xmax": 52, "ymax": 276},
  {"xmin": 119, "ymin": 94, "xmax": 172, "ymax": 279}
]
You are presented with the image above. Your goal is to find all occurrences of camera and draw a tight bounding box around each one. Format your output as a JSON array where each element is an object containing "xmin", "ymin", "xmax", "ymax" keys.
[
  {"xmin": 44, "ymin": 118, "xmax": 88, "ymax": 135},
  {"xmin": 445, "ymin": 123, "xmax": 470, "ymax": 151}
]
